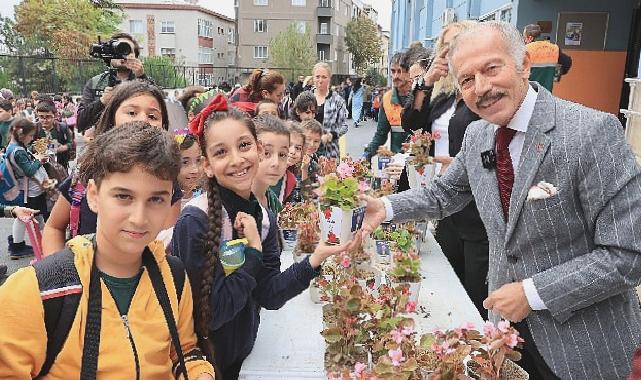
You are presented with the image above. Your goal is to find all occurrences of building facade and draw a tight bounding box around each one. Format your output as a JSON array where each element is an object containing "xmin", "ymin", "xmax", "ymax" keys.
[
  {"xmin": 115, "ymin": 0, "xmax": 236, "ymax": 86},
  {"xmin": 237, "ymin": 0, "xmax": 378, "ymax": 80}
]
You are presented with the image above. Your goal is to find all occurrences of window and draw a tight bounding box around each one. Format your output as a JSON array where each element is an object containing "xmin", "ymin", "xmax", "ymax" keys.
[
  {"xmin": 296, "ymin": 21, "xmax": 306, "ymax": 34},
  {"xmin": 254, "ymin": 19, "xmax": 267, "ymax": 33},
  {"xmin": 198, "ymin": 19, "xmax": 213, "ymax": 37},
  {"xmin": 254, "ymin": 0, "xmax": 268, "ymax": 5},
  {"xmin": 160, "ymin": 21, "xmax": 175, "ymax": 33},
  {"xmin": 129, "ymin": 20, "xmax": 143, "ymax": 34},
  {"xmin": 228, "ymin": 28, "xmax": 235, "ymax": 43},
  {"xmin": 318, "ymin": 50, "xmax": 326, "ymax": 61},
  {"xmin": 254, "ymin": 46, "xmax": 268, "ymax": 59},
  {"xmin": 292, "ymin": 0, "xmax": 306, "ymax": 6},
  {"xmin": 500, "ymin": 8, "xmax": 512, "ymax": 22},
  {"xmin": 161, "ymin": 48, "xmax": 176, "ymax": 59},
  {"xmin": 319, "ymin": 0, "xmax": 329, "ymax": 6},
  {"xmin": 199, "ymin": 47, "xmax": 213, "ymax": 64},
  {"xmin": 320, "ymin": 22, "xmax": 328, "ymax": 34}
]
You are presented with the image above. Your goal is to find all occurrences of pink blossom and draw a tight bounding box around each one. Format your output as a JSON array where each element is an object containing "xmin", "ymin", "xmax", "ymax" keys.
[
  {"xmin": 483, "ymin": 321, "xmax": 497, "ymax": 337},
  {"xmin": 431, "ymin": 342, "xmax": 443, "ymax": 354},
  {"xmin": 388, "ymin": 348, "xmax": 405, "ymax": 366},
  {"xmin": 460, "ymin": 321, "xmax": 476, "ymax": 331},
  {"xmin": 432, "ymin": 131, "xmax": 442, "ymax": 140},
  {"xmin": 358, "ymin": 180, "xmax": 370, "ymax": 193},
  {"xmin": 340, "ymin": 254, "xmax": 352, "ymax": 268},
  {"xmin": 390, "ymin": 329, "xmax": 404, "ymax": 344},
  {"xmin": 336, "ymin": 162, "xmax": 355, "ymax": 179},
  {"xmin": 503, "ymin": 333, "xmax": 519, "ymax": 348},
  {"xmin": 497, "ymin": 320, "xmax": 511, "ymax": 333},
  {"xmin": 354, "ymin": 362, "xmax": 366, "ymax": 375},
  {"xmin": 405, "ymin": 301, "xmax": 417, "ymax": 313}
]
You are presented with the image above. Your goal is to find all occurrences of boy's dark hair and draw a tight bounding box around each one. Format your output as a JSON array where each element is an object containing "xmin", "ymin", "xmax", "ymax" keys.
[
  {"xmin": 178, "ymin": 85, "xmax": 206, "ymax": 114},
  {"xmin": 10, "ymin": 118, "xmax": 36, "ymax": 142},
  {"xmin": 196, "ymin": 107, "xmax": 256, "ymax": 363},
  {"xmin": 79, "ymin": 121, "xmax": 180, "ymax": 186},
  {"xmin": 287, "ymin": 121, "xmax": 306, "ymax": 147},
  {"xmin": 292, "ymin": 91, "xmax": 316, "ymax": 122},
  {"xmin": 111, "ymin": 32, "xmax": 141, "ymax": 58},
  {"xmin": 95, "ymin": 80, "xmax": 169, "ymax": 135},
  {"xmin": 255, "ymin": 99, "xmax": 277, "ymax": 115},
  {"xmin": 35, "ymin": 99, "xmax": 57, "ymax": 114},
  {"xmin": 0, "ymin": 99, "xmax": 12, "ymax": 112},
  {"xmin": 254, "ymin": 113, "xmax": 289, "ymax": 139},
  {"xmin": 300, "ymin": 118, "xmax": 322, "ymax": 135}
]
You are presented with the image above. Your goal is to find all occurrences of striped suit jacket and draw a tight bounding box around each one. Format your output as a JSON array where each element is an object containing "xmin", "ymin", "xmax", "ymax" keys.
[{"xmin": 388, "ymin": 83, "xmax": 641, "ymax": 379}]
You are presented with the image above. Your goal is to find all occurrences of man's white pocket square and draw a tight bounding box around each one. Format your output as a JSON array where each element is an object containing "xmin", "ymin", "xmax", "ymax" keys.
[{"xmin": 527, "ymin": 181, "xmax": 558, "ymax": 200}]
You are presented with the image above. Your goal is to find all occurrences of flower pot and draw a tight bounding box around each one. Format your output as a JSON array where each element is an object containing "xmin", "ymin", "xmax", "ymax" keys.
[
  {"xmin": 391, "ymin": 280, "xmax": 421, "ymax": 304},
  {"xmin": 319, "ymin": 205, "xmax": 366, "ymax": 245},
  {"xmin": 280, "ymin": 229, "xmax": 298, "ymax": 252},
  {"xmin": 309, "ymin": 283, "xmax": 323, "ymax": 304},
  {"xmin": 371, "ymin": 155, "xmax": 392, "ymax": 178},
  {"xmin": 407, "ymin": 163, "xmax": 437, "ymax": 189}
]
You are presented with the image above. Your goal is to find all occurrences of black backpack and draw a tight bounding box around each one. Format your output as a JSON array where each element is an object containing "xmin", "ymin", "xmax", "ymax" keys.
[{"xmin": 33, "ymin": 247, "xmax": 187, "ymax": 379}]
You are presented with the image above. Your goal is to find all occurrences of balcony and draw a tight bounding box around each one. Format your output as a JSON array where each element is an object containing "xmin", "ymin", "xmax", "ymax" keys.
[
  {"xmin": 316, "ymin": 33, "xmax": 332, "ymax": 45},
  {"xmin": 316, "ymin": 3, "xmax": 334, "ymax": 18}
]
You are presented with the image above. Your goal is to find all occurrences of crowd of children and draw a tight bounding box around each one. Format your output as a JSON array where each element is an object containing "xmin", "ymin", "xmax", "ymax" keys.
[{"xmin": 0, "ymin": 68, "xmax": 360, "ymax": 379}]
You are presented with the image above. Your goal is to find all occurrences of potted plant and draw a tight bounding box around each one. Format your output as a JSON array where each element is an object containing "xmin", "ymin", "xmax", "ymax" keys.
[
  {"xmin": 371, "ymin": 145, "xmax": 395, "ymax": 179},
  {"xmin": 388, "ymin": 248, "xmax": 422, "ymax": 303},
  {"xmin": 277, "ymin": 203, "xmax": 301, "ymax": 252},
  {"xmin": 402, "ymin": 130, "xmax": 438, "ymax": 189},
  {"xmin": 318, "ymin": 162, "xmax": 367, "ymax": 245},
  {"xmin": 289, "ymin": 201, "xmax": 319, "ymax": 262}
]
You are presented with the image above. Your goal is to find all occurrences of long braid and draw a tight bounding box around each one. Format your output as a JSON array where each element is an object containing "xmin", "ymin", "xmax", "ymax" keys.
[{"xmin": 196, "ymin": 176, "xmax": 223, "ymax": 367}]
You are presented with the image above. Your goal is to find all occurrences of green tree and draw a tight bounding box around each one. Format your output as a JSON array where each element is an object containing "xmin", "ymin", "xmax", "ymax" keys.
[
  {"xmin": 364, "ymin": 67, "xmax": 387, "ymax": 87},
  {"xmin": 345, "ymin": 16, "xmax": 383, "ymax": 75},
  {"xmin": 14, "ymin": 0, "xmax": 123, "ymax": 59},
  {"xmin": 143, "ymin": 56, "xmax": 187, "ymax": 89},
  {"xmin": 269, "ymin": 22, "xmax": 316, "ymax": 81}
]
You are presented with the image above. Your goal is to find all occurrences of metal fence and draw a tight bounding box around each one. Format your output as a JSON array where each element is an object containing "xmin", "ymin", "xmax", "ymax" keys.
[{"xmin": 0, "ymin": 55, "xmax": 301, "ymax": 97}]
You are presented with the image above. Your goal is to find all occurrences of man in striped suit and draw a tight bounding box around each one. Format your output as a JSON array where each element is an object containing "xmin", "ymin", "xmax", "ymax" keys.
[{"xmin": 361, "ymin": 21, "xmax": 641, "ymax": 379}]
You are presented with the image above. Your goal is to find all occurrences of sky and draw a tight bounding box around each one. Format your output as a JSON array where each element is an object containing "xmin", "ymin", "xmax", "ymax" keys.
[{"xmin": 0, "ymin": 0, "xmax": 392, "ymax": 30}]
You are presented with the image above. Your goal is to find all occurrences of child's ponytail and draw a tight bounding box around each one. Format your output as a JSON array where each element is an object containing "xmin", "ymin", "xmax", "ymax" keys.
[{"xmin": 196, "ymin": 176, "xmax": 223, "ymax": 365}]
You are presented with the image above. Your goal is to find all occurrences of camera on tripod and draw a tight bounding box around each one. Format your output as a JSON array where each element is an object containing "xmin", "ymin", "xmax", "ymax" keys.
[{"xmin": 89, "ymin": 37, "xmax": 133, "ymax": 87}]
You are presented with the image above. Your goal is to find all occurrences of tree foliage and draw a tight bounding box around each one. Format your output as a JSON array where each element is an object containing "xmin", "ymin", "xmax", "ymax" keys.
[
  {"xmin": 268, "ymin": 22, "xmax": 316, "ymax": 81},
  {"xmin": 345, "ymin": 16, "xmax": 383, "ymax": 75},
  {"xmin": 143, "ymin": 56, "xmax": 187, "ymax": 89},
  {"xmin": 364, "ymin": 67, "xmax": 387, "ymax": 87},
  {"xmin": 14, "ymin": 0, "xmax": 123, "ymax": 59}
]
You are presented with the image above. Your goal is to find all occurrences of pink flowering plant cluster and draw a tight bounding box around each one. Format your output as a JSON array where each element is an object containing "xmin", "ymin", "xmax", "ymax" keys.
[
  {"xmin": 319, "ymin": 158, "xmax": 372, "ymax": 210},
  {"xmin": 402, "ymin": 130, "xmax": 438, "ymax": 172},
  {"xmin": 418, "ymin": 321, "xmax": 524, "ymax": 379}
]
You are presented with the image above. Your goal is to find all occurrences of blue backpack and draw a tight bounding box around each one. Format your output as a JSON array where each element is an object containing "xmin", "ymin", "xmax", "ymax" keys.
[{"xmin": 0, "ymin": 144, "xmax": 25, "ymax": 205}]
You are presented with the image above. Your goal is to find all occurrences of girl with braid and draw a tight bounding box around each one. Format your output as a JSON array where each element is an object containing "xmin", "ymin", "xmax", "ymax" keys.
[{"xmin": 172, "ymin": 94, "xmax": 358, "ymax": 379}]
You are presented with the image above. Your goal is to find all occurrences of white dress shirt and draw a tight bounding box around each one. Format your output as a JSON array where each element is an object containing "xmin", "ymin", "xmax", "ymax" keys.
[{"xmin": 382, "ymin": 84, "xmax": 547, "ymax": 310}]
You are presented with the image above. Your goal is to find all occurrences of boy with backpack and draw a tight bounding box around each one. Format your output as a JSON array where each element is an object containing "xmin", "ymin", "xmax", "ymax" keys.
[
  {"xmin": 34, "ymin": 99, "xmax": 74, "ymax": 170},
  {"xmin": 0, "ymin": 122, "xmax": 214, "ymax": 379}
]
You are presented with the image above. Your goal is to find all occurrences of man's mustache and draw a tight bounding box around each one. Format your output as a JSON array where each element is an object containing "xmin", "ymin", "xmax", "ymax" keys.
[{"xmin": 476, "ymin": 91, "xmax": 506, "ymax": 108}]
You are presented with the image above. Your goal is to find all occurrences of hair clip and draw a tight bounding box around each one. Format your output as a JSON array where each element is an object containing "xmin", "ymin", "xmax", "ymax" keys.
[{"xmin": 173, "ymin": 128, "xmax": 190, "ymax": 145}]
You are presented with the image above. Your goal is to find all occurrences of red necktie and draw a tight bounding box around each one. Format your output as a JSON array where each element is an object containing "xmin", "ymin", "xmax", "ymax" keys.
[{"xmin": 496, "ymin": 127, "xmax": 517, "ymax": 221}]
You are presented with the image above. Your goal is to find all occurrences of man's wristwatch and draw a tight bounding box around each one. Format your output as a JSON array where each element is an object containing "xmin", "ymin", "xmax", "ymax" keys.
[{"xmin": 412, "ymin": 76, "xmax": 431, "ymax": 93}]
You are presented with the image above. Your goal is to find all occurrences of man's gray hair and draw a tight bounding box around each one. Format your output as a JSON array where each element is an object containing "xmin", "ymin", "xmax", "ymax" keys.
[{"xmin": 447, "ymin": 21, "xmax": 527, "ymax": 78}]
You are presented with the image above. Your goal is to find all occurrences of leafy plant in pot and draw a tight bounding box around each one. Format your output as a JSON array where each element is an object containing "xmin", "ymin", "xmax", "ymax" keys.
[
  {"xmin": 388, "ymin": 248, "xmax": 422, "ymax": 303},
  {"xmin": 277, "ymin": 202, "xmax": 303, "ymax": 252},
  {"xmin": 402, "ymin": 130, "xmax": 438, "ymax": 189},
  {"xmin": 318, "ymin": 163, "xmax": 367, "ymax": 245},
  {"xmin": 292, "ymin": 201, "xmax": 320, "ymax": 262}
]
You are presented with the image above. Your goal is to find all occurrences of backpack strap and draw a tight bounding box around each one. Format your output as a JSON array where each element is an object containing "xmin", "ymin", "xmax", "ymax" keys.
[
  {"xmin": 33, "ymin": 247, "xmax": 82, "ymax": 379},
  {"xmin": 143, "ymin": 249, "xmax": 189, "ymax": 380},
  {"xmin": 166, "ymin": 254, "xmax": 185, "ymax": 303}
]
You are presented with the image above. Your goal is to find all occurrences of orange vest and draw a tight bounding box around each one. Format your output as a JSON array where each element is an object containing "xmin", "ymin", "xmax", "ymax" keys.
[{"xmin": 383, "ymin": 90, "xmax": 402, "ymax": 127}]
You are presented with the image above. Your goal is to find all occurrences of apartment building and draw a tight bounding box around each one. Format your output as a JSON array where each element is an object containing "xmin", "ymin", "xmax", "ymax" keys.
[
  {"xmin": 237, "ymin": 0, "xmax": 357, "ymax": 80},
  {"xmin": 115, "ymin": 0, "xmax": 236, "ymax": 86}
]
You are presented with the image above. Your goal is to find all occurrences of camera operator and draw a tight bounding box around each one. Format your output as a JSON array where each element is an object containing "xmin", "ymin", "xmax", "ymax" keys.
[{"xmin": 76, "ymin": 32, "xmax": 148, "ymax": 133}]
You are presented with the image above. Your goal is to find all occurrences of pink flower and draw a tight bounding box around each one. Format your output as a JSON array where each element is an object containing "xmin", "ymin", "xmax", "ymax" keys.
[
  {"xmin": 460, "ymin": 322, "xmax": 476, "ymax": 331},
  {"xmin": 354, "ymin": 362, "xmax": 366, "ymax": 375},
  {"xmin": 497, "ymin": 320, "xmax": 511, "ymax": 333},
  {"xmin": 503, "ymin": 333, "xmax": 519, "ymax": 348},
  {"xmin": 432, "ymin": 131, "xmax": 441, "ymax": 140},
  {"xmin": 358, "ymin": 180, "xmax": 370, "ymax": 193},
  {"xmin": 388, "ymin": 348, "xmax": 405, "ymax": 366},
  {"xmin": 431, "ymin": 342, "xmax": 443, "ymax": 354},
  {"xmin": 340, "ymin": 254, "xmax": 352, "ymax": 268},
  {"xmin": 483, "ymin": 321, "xmax": 497, "ymax": 337},
  {"xmin": 405, "ymin": 301, "xmax": 417, "ymax": 313},
  {"xmin": 390, "ymin": 329, "xmax": 404, "ymax": 344},
  {"xmin": 336, "ymin": 162, "xmax": 355, "ymax": 179}
]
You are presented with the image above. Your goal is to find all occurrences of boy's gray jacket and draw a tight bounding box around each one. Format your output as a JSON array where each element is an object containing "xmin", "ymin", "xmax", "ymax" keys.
[{"xmin": 388, "ymin": 83, "xmax": 641, "ymax": 379}]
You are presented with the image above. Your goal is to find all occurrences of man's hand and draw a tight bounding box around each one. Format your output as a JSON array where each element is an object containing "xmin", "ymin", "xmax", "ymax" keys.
[
  {"xmin": 483, "ymin": 282, "xmax": 531, "ymax": 322},
  {"xmin": 13, "ymin": 207, "xmax": 38, "ymax": 220},
  {"xmin": 385, "ymin": 163, "xmax": 403, "ymax": 181},
  {"xmin": 321, "ymin": 133, "xmax": 333, "ymax": 144},
  {"xmin": 100, "ymin": 86, "xmax": 114, "ymax": 105},
  {"xmin": 56, "ymin": 145, "xmax": 69, "ymax": 153},
  {"xmin": 124, "ymin": 57, "xmax": 145, "ymax": 78},
  {"xmin": 358, "ymin": 194, "xmax": 387, "ymax": 236}
]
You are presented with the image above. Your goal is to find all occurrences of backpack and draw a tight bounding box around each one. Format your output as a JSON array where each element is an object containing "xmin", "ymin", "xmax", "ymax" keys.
[
  {"xmin": 0, "ymin": 144, "xmax": 25, "ymax": 205},
  {"xmin": 33, "ymin": 247, "xmax": 188, "ymax": 378}
]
